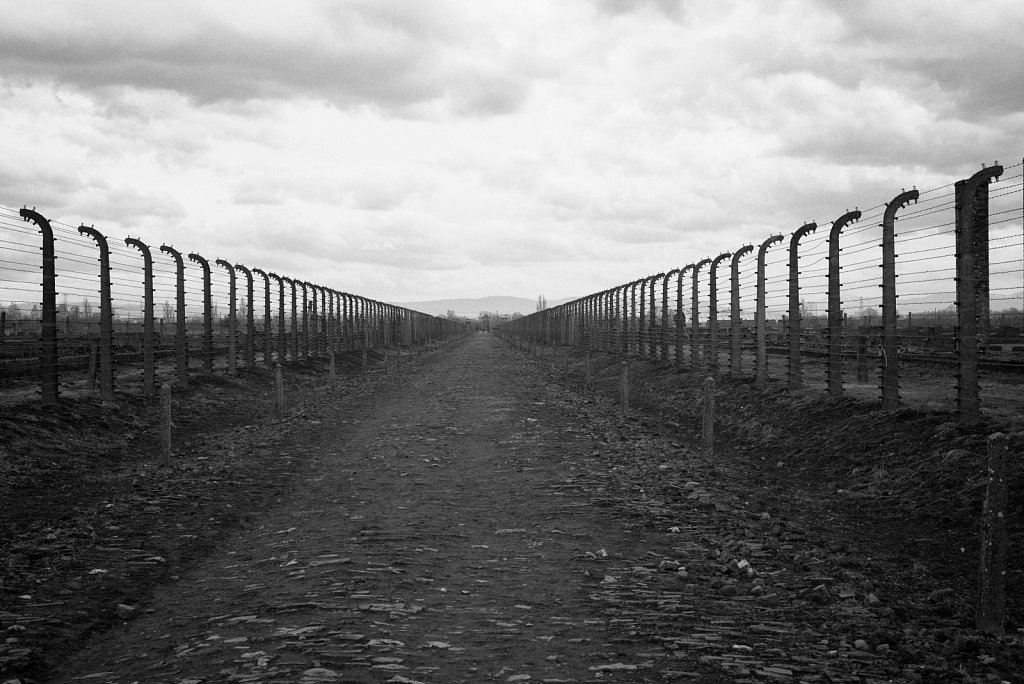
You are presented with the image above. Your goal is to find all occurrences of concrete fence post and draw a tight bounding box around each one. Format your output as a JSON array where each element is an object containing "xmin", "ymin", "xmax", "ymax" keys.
[
  {"xmin": 955, "ymin": 165, "xmax": 1002, "ymax": 424},
  {"xmin": 283, "ymin": 277, "xmax": 298, "ymax": 361},
  {"xmin": 663, "ymin": 269, "xmax": 679, "ymax": 361},
  {"xmin": 268, "ymin": 273, "xmax": 286, "ymax": 363},
  {"xmin": 19, "ymin": 208, "xmax": 59, "ymax": 405},
  {"xmin": 299, "ymin": 281, "xmax": 310, "ymax": 360},
  {"xmin": 128, "ymin": 237, "xmax": 156, "ymax": 395},
  {"xmin": 639, "ymin": 278, "xmax": 648, "ymax": 357},
  {"xmin": 730, "ymin": 246, "xmax": 754, "ymax": 374},
  {"xmin": 648, "ymin": 273, "xmax": 663, "ymax": 358},
  {"xmin": 880, "ymin": 189, "xmax": 919, "ymax": 408},
  {"xmin": 755, "ymin": 235, "xmax": 784, "ymax": 386},
  {"xmin": 630, "ymin": 279, "xmax": 641, "ymax": 354},
  {"xmin": 692, "ymin": 259, "xmax": 712, "ymax": 369},
  {"xmin": 320, "ymin": 286, "xmax": 328, "ymax": 357},
  {"xmin": 787, "ymin": 223, "xmax": 818, "ymax": 391},
  {"xmin": 187, "ymin": 252, "xmax": 214, "ymax": 374},
  {"xmin": 216, "ymin": 259, "xmax": 237, "ymax": 375},
  {"xmin": 676, "ymin": 265, "xmax": 692, "ymax": 366},
  {"xmin": 708, "ymin": 253, "xmax": 731, "ymax": 374},
  {"xmin": 78, "ymin": 225, "xmax": 114, "ymax": 400},
  {"xmin": 826, "ymin": 210, "xmax": 862, "ymax": 397},
  {"xmin": 162, "ymin": 245, "xmax": 188, "ymax": 386},
  {"xmin": 340, "ymin": 292, "xmax": 350, "ymax": 351},
  {"xmin": 625, "ymin": 283, "xmax": 633, "ymax": 355},
  {"xmin": 252, "ymin": 268, "xmax": 273, "ymax": 366},
  {"xmin": 307, "ymin": 283, "xmax": 319, "ymax": 358},
  {"xmin": 327, "ymin": 289, "xmax": 336, "ymax": 357}
]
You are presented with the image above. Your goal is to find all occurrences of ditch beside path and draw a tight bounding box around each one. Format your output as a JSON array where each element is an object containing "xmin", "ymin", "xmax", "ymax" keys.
[{"xmin": 57, "ymin": 333, "xmax": 907, "ymax": 683}]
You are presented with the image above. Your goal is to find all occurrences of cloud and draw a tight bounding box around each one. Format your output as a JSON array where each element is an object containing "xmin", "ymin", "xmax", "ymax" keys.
[
  {"xmin": 829, "ymin": 1, "xmax": 1024, "ymax": 115},
  {"xmin": 0, "ymin": 0, "xmax": 545, "ymax": 118},
  {"xmin": 76, "ymin": 186, "xmax": 187, "ymax": 225},
  {"xmin": 593, "ymin": 0, "xmax": 683, "ymax": 20},
  {"xmin": 0, "ymin": 0, "xmax": 1020, "ymax": 306}
]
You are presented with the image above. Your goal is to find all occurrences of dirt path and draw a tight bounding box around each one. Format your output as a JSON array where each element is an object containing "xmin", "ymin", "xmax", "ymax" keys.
[{"xmin": 48, "ymin": 334, "xmax": 957, "ymax": 682}]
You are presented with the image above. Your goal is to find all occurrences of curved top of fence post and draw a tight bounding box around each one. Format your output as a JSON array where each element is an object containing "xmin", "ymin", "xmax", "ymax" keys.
[
  {"xmin": 694, "ymin": 257, "xmax": 713, "ymax": 275},
  {"xmin": 161, "ymin": 244, "xmax": 184, "ymax": 265},
  {"xmin": 187, "ymin": 251, "xmax": 209, "ymax": 269},
  {"xmin": 20, "ymin": 207, "xmax": 52, "ymax": 233},
  {"xmin": 731, "ymin": 244, "xmax": 754, "ymax": 270},
  {"xmin": 757, "ymin": 234, "xmax": 784, "ymax": 263},
  {"xmin": 883, "ymin": 189, "xmax": 919, "ymax": 226},
  {"xmin": 266, "ymin": 271, "xmax": 283, "ymax": 284},
  {"xmin": 234, "ymin": 263, "xmax": 252, "ymax": 278},
  {"xmin": 77, "ymin": 225, "xmax": 109, "ymax": 266},
  {"xmin": 675, "ymin": 265, "xmax": 691, "ymax": 301},
  {"xmin": 828, "ymin": 210, "xmax": 861, "ymax": 245},
  {"xmin": 252, "ymin": 267, "xmax": 270, "ymax": 283},
  {"xmin": 789, "ymin": 222, "xmax": 817, "ymax": 251},
  {"xmin": 710, "ymin": 252, "xmax": 731, "ymax": 273},
  {"xmin": 20, "ymin": 209, "xmax": 56, "ymax": 271},
  {"xmin": 958, "ymin": 164, "xmax": 1004, "ymax": 202},
  {"xmin": 126, "ymin": 237, "xmax": 153, "ymax": 267},
  {"xmin": 76, "ymin": 224, "xmax": 107, "ymax": 250}
]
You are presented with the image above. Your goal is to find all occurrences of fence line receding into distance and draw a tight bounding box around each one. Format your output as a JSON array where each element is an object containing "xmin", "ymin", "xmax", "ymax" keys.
[
  {"xmin": 500, "ymin": 161, "xmax": 1024, "ymax": 425},
  {"xmin": 0, "ymin": 208, "xmax": 466, "ymax": 404}
]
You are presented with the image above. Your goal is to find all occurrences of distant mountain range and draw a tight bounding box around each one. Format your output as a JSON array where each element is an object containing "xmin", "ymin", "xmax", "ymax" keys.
[{"xmin": 389, "ymin": 295, "xmax": 574, "ymax": 318}]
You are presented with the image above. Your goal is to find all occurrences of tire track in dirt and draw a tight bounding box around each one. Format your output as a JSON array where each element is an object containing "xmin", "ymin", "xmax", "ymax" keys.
[{"xmin": 52, "ymin": 334, "xmax": 917, "ymax": 682}]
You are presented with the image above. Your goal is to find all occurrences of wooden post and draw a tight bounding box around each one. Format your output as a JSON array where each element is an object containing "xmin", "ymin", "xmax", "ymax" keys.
[
  {"xmin": 620, "ymin": 361, "xmax": 629, "ymax": 414},
  {"xmin": 977, "ymin": 432, "xmax": 1009, "ymax": 635},
  {"xmin": 702, "ymin": 376, "xmax": 715, "ymax": 461},
  {"xmin": 160, "ymin": 382, "xmax": 172, "ymax": 465},
  {"xmin": 856, "ymin": 333, "xmax": 869, "ymax": 383},
  {"xmin": 274, "ymin": 363, "xmax": 284, "ymax": 418},
  {"xmin": 87, "ymin": 340, "xmax": 99, "ymax": 392}
]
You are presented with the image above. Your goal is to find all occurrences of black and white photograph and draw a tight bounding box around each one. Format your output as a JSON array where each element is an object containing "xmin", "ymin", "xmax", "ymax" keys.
[{"xmin": 1, "ymin": 1, "xmax": 1023, "ymax": 682}]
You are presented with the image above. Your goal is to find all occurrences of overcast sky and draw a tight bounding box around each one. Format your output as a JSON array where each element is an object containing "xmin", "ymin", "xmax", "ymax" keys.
[{"xmin": 1, "ymin": 0, "xmax": 1021, "ymax": 304}]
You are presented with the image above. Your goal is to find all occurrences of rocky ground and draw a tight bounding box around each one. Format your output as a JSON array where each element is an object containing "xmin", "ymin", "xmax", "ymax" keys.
[{"xmin": 1, "ymin": 334, "xmax": 1022, "ymax": 683}]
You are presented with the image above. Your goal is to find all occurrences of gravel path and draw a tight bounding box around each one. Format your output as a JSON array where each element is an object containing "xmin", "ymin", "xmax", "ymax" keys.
[{"xmin": 54, "ymin": 334, "xmax": 905, "ymax": 683}]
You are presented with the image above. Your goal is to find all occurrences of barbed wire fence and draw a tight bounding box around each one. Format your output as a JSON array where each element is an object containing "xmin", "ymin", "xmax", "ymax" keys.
[
  {"xmin": 501, "ymin": 160, "xmax": 1024, "ymax": 424},
  {"xmin": 0, "ymin": 207, "xmax": 466, "ymax": 405}
]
